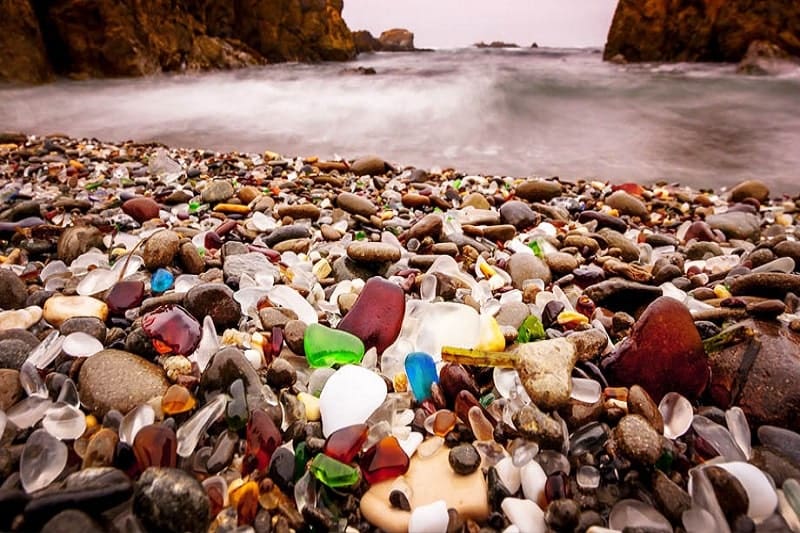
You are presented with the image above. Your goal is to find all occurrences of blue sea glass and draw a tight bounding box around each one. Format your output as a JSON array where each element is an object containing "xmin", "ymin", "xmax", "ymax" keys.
[
  {"xmin": 404, "ymin": 352, "xmax": 438, "ymax": 401},
  {"xmin": 151, "ymin": 268, "xmax": 174, "ymax": 293}
]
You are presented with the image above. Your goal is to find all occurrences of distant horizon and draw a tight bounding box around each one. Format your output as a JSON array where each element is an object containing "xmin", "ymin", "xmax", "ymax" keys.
[{"xmin": 343, "ymin": 0, "xmax": 618, "ymax": 49}]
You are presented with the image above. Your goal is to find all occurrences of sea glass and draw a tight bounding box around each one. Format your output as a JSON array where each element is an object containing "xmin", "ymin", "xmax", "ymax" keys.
[
  {"xmin": 310, "ymin": 454, "xmax": 360, "ymax": 488},
  {"xmin": 303, "ymin": 323, "xmax": 365, "ymax": 368},
  {"xmin": 243, "ymin": 409, "xmax": 281, "ymax": 475},
  {"xmin": 404, "ymin": 352, "xmax": 438, "ymax": 401},
  {"xmin": 176, "ymin": 394, "xmax": 227, "ymax": 457},
  {"xmin": 161, "ymin": 384, "xmax": 196, "ymax": 415},
  {"xmin": 229, "ymin": 480, "xmax": 259, "ymax": 526},
  {"xmin": 338, "ymin": 277, "xmax": 405, "ymax": 355},
  {"xmin": 360, "ymin": 435, "xmax": 410, "ymax": 485},
  {"xmin": 141, "ymin": 304, "xmax": 202, "ymax": 356},
  {"xmin": 42, "ymin": 403, "xmax": 86, "ymax": 440},
  {"xmin": 133, "ymin": 424, "xmax": 177, "ymax": 469},
  {"xmin": 324, "ymin": 424, "xmax": 368, "ymax": 464},
  {"xmin": 106, "ymin": 280, "xmax": 145, "ymax": 315},
  {"xmin": 601, "ymin": 296, "xmax": 709, "ymax": 401},
  {"xmin": 150, "ymin": 268, "xmax": 174, "ymax": 293},
  {"xmin": 517, "ymin": 315, "xmax": 545, "ymax": 343},
  {"xmin": 20, "ymin": 429, "xmax": 68, "ymax": 493}
]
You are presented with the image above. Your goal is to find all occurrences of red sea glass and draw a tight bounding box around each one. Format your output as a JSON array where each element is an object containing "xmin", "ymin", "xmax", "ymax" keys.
[
  {"xmin": 601, "ymin": 297, "xmax": 710, "ymax": 402},
  {"xmin": 106, "ymin": 280, "xmax": 145, "ymax": 315},
  {"xmin": 243, "ymin": 409, "xmax": 281, "ymax": 476},
  {"xmin": 141, "ymin": 304, "xmax": 202, "ymax": 355},
  {"xmin": 360, "ymin": 436, "xmax": 409, "ymax": 485},
  {"xmin": 337, "ymin": 277, "xmax": 405, "ymax": 355},
  {"xmin": 133, "ymin": 424, "xmax": 177, "ymax": 469},
  {"xmin": 323, "ymin": 423, "xmax": 368, "ymax": 464}
]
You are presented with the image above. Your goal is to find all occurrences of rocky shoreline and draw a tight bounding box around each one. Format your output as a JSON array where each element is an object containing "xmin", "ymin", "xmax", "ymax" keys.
[{"xmin": 1, "ymin": 133, "xmax": 800, "ymax": 532}]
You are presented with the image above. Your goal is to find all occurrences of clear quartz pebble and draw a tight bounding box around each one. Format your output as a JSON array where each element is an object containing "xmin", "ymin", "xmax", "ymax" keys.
[
  {"xmin": 509, "ymin": 438, "xmax": 539, "ymax": 468},
  {"xmin": 397, "ymin": 431, "xmax": 424, "ymax": 458},
  {"xmin": 725, "ymin": 407, "xmax": 752, "ymax": 459},
  {"xmin": 20, "ymin": 429, "xmax": 68, "ymax": 493},
  {"xmin": 609, "ymin": 499, "xmax": 672, "ymax": 532},
  {"xmin": 42, "ymin": 403, "xmax": 86, "ymax": 440},
  {"xmin": 682, "ymin": 507, "xmax": 717, "ymax": 533},
  {"xmin": 294, "ymin": 471, "xmax": 316, "ymax": 513},
  {"xmin": 62, "ymin": 332, "xmax": 104, "ymax": 358},
  {"xmin": 419, "ymin": 274, "xmax": 437, "ymax": 302},
  {"xmin": 659, "ymin": 392, "xmax": 694, "ymax": 439},
  {"xmin": 752, "ymin": 256, "xmax": 795, "ymax": 274},
  {"xmin": 40, "ymin": 260, "xmax": 67, "ymax": 282},
  {"xmin": 119, "ymin": 404, "xmax": 155, "ymax": 445},
  {"xmin": 174, "ymin": 274, "xmax": 201, "ymax": 293},
  {"xmin": 266, "ymin": 285, "xmax": 318, "ymax": 325},
  {"xmin": 577, "ymin": 465, "xmax": 601, "ymax": 489},
  {"xmin": 7, "ymin": 396, "xmax": 54, "ymax": 428},
  {"xmin": 20, "ymin": 361, "xmax": 47, "ymax": 398},
  {"xmin": 189, "ymin": 316, "xmax": 219, "ymax": 373},
  {"xmin": 76, "ymin": 268, "xmax": 117, "ymax": 296},
  {"xmin": 536, "ymin": 450, "xmax": 570, "ymax": 476},
  {"xmin": 416, "ymin": 436, "xmax": 444, "ymax": 459},
  {"xmin": 691, "ymin": 415, "xmax": 747, "ymax": 462},
  {"xmin": 56, "ymin": 379, "xmax": 80, "ymax": 408},
  {"xmin": 26, "ymin": 331, "xmax": 64, "ymax": 370},
  {"xmin": 570, "ymin": 378, "xmax": 602, "ymax": 403},
  {"xmin": 688, "ymin": 468, "xmax": 731, "ymax": 533},
  {"xmin": 177, "ymin": 394, "xmax": 228, "ymax": 457}
]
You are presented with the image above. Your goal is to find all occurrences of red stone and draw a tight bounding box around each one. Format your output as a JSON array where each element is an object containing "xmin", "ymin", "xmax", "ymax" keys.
[
  {"xmin": 611, "ymin": 182, "xmax": 645, "ymax": 197},
  {"xmin": 601, "ymin": 297, "xmax": 709, "ymax": 402},
  {"xmin": 106, "ymin": 280, "xmax": 145, "ymax": 315},
  {"xmin": 324, "ymin": 424, "xmax": 368, "ymax": 464},
  {"xmin": 360, "ymin": 436, "xmax": 409, "ymax": 485},
  {"xmin": 141, "ymin": 304, "xmax": 201, "ymax": 356},
  {"xmin": 337, "ymin": 277, "xmax": 405, "ymax": 355},
  {"xmin": 243, "ymin": 409, "xmax": 281, "ymax": 476},
  {"xmin": 122, "ymin": 197, "xmax": 160, "ymax": 224},
  {"xmin": 133, "ymin": 424, "xmax": 177, "ymax": 469},
  {"xmin": 684, "ymin": 221, "xmax": 716, "ymax": 242}
]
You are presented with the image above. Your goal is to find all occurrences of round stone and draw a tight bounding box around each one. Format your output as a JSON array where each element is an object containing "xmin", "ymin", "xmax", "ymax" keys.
[
  {"xmin": 448, "ymin": 444, "xmax": 481, "ymax": 475},
  {"xmin": 613, "ymin": 414, "xmax": 662, "ymax": 465},
  {"xmin": 336, "ymin": 192, "xmax": 377, "ymax": 217},
  {"xmin": 605, "ymin": 190, "xmax": 648, "ymax": 217},
  {"xmin": 729, "ymin": 180, "xmax": 770, "ymax": 202},
  {"xmin": 142, "ymin": 230, "xmax": 180, "ymax": 271},
  {"xmin": 0, "ymin": 269, "xmax": 28, "ymax": 310},
  {"xmin": 133, "ymin": 467, "xmax": 210, "ymax": 533},
  {"xmin": 121, "ymin": 197, "xmax": 161, "ymax": 224},
  {"xmin": 78, "ymin": 349, "xmax": 169, "ymax": 417},
  {"xmin": 184, "ymin": 283, "xmax": 241, "ymax": 329},
  {"xmin": 43, "ymin": 295, "xmax": 108, "ymax": 328},
  {"xmin": 200, "ymin": 180, "xmax": 234, "ymax": 204},
  {"xmin": 506, "ymin": 253, "xmax": 552, "ymax": 289},
  {"xmin": 347, "ymin": 242, "xmax": 401, "ymax": 264}
]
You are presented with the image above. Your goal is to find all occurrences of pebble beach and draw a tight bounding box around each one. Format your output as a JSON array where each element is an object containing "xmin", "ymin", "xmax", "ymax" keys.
[{"xmin": 2, "ymin": 132, "xmax": 800, "ymax": 532}]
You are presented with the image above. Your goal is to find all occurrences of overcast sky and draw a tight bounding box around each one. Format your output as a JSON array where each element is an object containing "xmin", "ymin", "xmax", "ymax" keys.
[{"xmin": 343, "ymin": 0, "xmax": 619, "ymax": 49}]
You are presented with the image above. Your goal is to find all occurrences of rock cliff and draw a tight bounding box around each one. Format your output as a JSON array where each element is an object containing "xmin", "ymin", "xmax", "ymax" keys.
[
  {"xmin": 604, "ymin": 0, "xmax": 800, "ymax": 63},
  {"xmin": 0, "ymin": 0, "xmax": 355, "ymax": 83}
]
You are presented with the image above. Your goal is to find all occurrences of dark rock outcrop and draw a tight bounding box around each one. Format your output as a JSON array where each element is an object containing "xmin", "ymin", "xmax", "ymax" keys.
[
  {"xmin": 353, "ymin": 30, "xmax": 382, "ymax": 53},
  {"xmin": 604, "ymin": 0, "xmax": 800, "ymax": 63},
  {"xmin": 0, "ymin": 0, "xmax": 355, "ymax": 83},
  {"xmin": 378, "ymin": 28, "xmax": 415, "ymax": 52},
  {"xmin": 0, "ymin": 0, "xmax": 52, "ymax": 83}
]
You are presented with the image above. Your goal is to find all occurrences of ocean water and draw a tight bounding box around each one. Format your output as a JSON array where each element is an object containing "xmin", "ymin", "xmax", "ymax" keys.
[{"xmin": 2, "ymin": 47, "xmax": 799, "ymax": 192}]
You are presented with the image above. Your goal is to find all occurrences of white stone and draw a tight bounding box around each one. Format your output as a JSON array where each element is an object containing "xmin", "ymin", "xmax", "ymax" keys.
[
  {"xmin": 62, "ymin": 332, "xmax": 104, "ymax": 358},
  {"xmin": 495, "ymin": 456, "xmax": 522, "ymax": 494},
  {"xmin": 408, "ymin": 500, "xmax": 449, "ymax": 533},
  {"xmin": 608, "ymin": 499, "xmax": 671, "ymax": 532},
  {"xmin": 659, "ymin": 392, "xmax": 693, "ymax": 439},
  {"xmin": 521, "ymin": 458, "xmax": 547, "ymax": 507},
  {"xmin": 0, "ymin": 306, "xmax": 42, "ymax": 331},
  {"xmin": 501, "ymin": 497, "xmax": 546, "ymax": 533},
  {"xmin": 76, "ymin": 268, "xmax": 117, "ymax": 296},
  {"xmin": 320, "ymin": 365, "xmax": 387, "ymax": 437},
  {"xmin": 717, "ymin": 461, "xmax": 778, "ymax": 521},
  {"xmin": 266, "ymin": 285, "xmax": 318, "ymax": 325},
  {"xmin": 398, "ymin": 431, "xmax": 424, "ymax": 458},
  {"xmin": 20, "ymin": 429, "xmax": 68, "ymax": 493}
]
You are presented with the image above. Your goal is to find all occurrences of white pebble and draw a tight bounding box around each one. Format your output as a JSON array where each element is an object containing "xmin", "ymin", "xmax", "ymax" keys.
[
  {"xmin": 717, "ymin": 461, "xmax": 778, "ymax": 520},
  {"xmin": 520, "ymin": 459, "xmax": 547, "ymax": 506},
  {"xmin": 495, "ymin": 456, "xmax": 522, "ymax": 494},
  {"xmin": 501, "ymin": 497, "xmax": 546, "ymax": 533},
  {"xmin": 408, "ymin": 500, "xmax": 449, "ymax": 533},
  {"xmin": 62, "ymin": 332, "xmax": 103, "ymax": 358},
  {"xmin": 319, "ymin": 365, "xmax": 387, "ymax": 437}
]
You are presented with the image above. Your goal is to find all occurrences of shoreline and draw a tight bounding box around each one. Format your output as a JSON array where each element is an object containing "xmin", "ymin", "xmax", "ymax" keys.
[{"xmin": 1, "ymin": 133, "xmax": 800, "ymax": 531}]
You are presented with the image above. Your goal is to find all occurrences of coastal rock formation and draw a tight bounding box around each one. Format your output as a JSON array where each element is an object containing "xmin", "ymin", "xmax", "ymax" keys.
[
  {"xmin": 379, "ymin": 28, "xmax": 416, "ymax": 52},
  {"xmin": 0, "ymin": 0, "xmax": 52, "ymax": 83},
  {"xmin": 0, "ymin": 0, "xmax": 355, "ymax": 83},
  {"xmin": 353, "ymin": 30, "xmax": 382, "ymax": 53},
  {"xmin": 604, "ymin": 0, "xmax": 800, "ymax": 63}
]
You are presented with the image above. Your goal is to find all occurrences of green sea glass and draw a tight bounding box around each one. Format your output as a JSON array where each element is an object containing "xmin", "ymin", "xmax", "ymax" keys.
[
  {"xmin": 304, "ymin": 323, "xmax": 365, "ymax": 368},
  {"xmin": 309, "ymin": 454, "xmax": 360, "ymax": 488}
]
